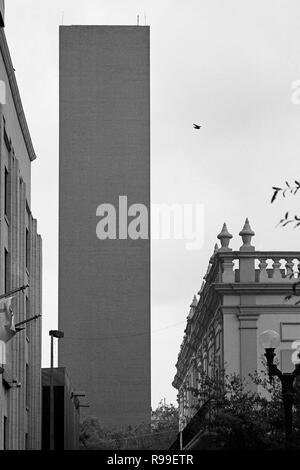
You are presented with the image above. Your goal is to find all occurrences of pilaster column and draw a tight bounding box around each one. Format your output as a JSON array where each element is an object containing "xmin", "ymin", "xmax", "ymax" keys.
[{"xmin": 237, "ymin": 312, "xmax": 259, "ymax": 391}]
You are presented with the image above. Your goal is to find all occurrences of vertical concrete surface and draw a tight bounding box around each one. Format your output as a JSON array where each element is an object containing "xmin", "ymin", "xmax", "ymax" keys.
[{"xmin": 59, "ymin": 26, "xmax": 150, "ymax": 428}]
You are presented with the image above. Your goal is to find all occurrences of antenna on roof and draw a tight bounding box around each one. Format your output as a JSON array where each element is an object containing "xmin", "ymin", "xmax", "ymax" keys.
[
  {"xmin": 137, "ymin": 14, "xmax": 139, "ymax": 26},
  {"xmin": 144, "ymin": 12, "xmax": 147, "ymax": 25},
  {"xmin": 61, "ymin": 11, "xmax": 64, "ymax": 25}
]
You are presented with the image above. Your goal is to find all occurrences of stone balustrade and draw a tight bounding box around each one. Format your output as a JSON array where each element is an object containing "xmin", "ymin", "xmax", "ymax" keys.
[
  {"xmin": 212, "ymin": 251, "xmax": 300, "ymax": 284},
  {"xmin": 179, "ymin": 220, "xmax": 300, "ymax": 356},
  {"xmin": 199, "ymin": 219, "xmax": 300, "ymax": 289}
]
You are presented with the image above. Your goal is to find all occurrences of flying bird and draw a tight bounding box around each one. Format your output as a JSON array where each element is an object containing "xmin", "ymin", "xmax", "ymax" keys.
[{"xmin": 193, "ymin": 123, "xmax": 201, "ymax": 129}]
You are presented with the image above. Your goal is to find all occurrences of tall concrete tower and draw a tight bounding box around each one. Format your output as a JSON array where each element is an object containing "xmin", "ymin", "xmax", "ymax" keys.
[{"xmin": 58, "ymin": 26, "xmax": 150, "ymax": 428}]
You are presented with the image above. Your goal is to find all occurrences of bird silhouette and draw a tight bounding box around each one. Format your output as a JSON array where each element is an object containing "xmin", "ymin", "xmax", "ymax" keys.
[{"xmin": 193, "ymin": 123, "xmax": 201, "ymax": 129}]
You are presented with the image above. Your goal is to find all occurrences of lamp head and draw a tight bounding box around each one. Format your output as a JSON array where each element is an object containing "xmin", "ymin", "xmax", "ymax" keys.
[
  {"xmin": 49, "ymin": 330, "xmax": 64, "ymax": 339},
  {"xmin": 259, "ymin": 330, "xmax": 280, "ymax": 350},
  {"xmin": 71, "ymin": 390, "xmax": 86, "ymax": 398}
]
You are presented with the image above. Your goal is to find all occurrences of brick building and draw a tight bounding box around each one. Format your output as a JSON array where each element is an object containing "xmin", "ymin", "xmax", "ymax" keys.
[{"xmin": 0, "ymin": 8, "xmax": 42, "ymax": 450}]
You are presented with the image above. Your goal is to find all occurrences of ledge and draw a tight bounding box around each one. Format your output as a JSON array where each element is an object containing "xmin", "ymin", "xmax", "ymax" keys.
[
  {"xmin": 212, "ymin": 282, "xmax": 298, "ymax": 295},
  {"xmin": 215, "ymin": 250, "xmax": 300, "ymax": 259},
  {"xmin": 0, "ymin": 29, "xmax": 37, "ymax": 161}
]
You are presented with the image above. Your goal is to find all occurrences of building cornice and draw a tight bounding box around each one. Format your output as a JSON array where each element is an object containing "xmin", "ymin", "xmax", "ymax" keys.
[
  {"xmin": 221, "ymin": 304, "xmax": 300, "ymax": 315},
  {"xmin": 215, "ymin": 250, "xmax": 300, "ymax": 259},
  {"xmin": 212, "ymin": 282, "xmax": 297, "ymax": 295},
  {"xmin": 0, "ymin": 28, "xmax": 37, "ymax": 161}
]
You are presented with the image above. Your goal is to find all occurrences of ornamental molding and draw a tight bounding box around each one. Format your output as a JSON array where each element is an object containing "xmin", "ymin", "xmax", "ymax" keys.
[
  {"xmin": 220, "ymin": 305, "xmax": 300, "ymax": 315},
  {"xmin": 0, "ymin": 29, "xmax": 36, "ymax": 161},
  {"xmin": 212, "ymin": 282, "xmax": 299, "ymax": 295}
]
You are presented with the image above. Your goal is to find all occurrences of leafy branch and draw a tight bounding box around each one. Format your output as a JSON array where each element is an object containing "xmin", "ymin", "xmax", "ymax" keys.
[
  {"xmin": 284, "ymin": 281, "xmax": 300, "ymax": 304},
  {"xmin": 271, "ymin": 180, "xmax": 300, "ymax": 228},
  {"xmin": 271, "ymin": 179, "xmax": 300, "ymax": 301},
  {"xmin": 271, "ymin": 180, "xmax": 300, "ymax": 202},
  {"xmin": 182, "ymin": 368, "xmax": 292, "ymax": 449}
]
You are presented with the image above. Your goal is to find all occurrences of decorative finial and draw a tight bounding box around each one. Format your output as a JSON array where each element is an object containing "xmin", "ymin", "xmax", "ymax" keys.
[
  {"xmin": 209, "ymin": 243, "xmax": 219, "ymax": 263},
  {"xmin": 188, "ymin": 295, "xmax": 197, "ymax": 320},
  {"xmin": 239, "ymin": 218, "xmax": 255, "ymax": 251},
  {"xmin": 217, "ymin": 223, "xmax": 233, "ymax": 251},
  {"xmin": 197, "ymin": 281, "xmax": 205, "ymax": 296},
  {"xmin": 190, "ymin": 295, "xmax": 198, "ymax": 308}
]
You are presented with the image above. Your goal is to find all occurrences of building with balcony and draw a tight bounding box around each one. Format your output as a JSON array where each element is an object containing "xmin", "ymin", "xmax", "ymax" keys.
[
  {"xmin": 0, "ymin": 7, "xmax": 42, "ymax": 450},
  {"xmin": 173, "ymin": 219, "xmax": 300, "ymax": 442}
]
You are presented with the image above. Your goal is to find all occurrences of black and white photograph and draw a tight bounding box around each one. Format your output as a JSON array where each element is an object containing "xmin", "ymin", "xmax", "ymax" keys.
[{"xmin": 0, "ymin": 0, "xmax": 300, "ymax": 458}]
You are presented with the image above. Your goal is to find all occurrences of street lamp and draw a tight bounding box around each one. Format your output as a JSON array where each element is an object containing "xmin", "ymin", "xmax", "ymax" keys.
[
  {"xmin": 49, "ymin": 329, "xmax": 64, "ymax": 450},
  {"xmin": 259, "ymin": 329, "xmax": 300, "ymax": 448}
]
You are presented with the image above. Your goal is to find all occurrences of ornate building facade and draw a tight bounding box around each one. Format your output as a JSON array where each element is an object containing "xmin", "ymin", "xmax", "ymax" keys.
[
  {"xmin": 0, "ymin": 14, "xmax": 42, "ymax": 449},
  {"xmin": 173, "ymin": 219, "xmax": 300, "ymax": 432}
]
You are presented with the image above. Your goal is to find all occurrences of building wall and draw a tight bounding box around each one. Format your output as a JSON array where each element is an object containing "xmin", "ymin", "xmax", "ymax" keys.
[
  {"xmin": 223, "ymin": 296, "xmax": 300, "ymax": 381},
  {"xmin": 223, "ymin": 313, "xmax": 239, "ymax": 375},
  {"xmin": 42, "ymin": 368, "xmax": 79, "ymax": 450},
  {"xmin": 173, "ymin": 223, "xmax": 300, "ymax": 432},
  {"xmin": 258, "ymin": 312, "xmax": 300, "ymax": 373},
  {"xmin": 0, "ymin": 28, "xmax": 42, "ymax": 450},
  {"xmin": 58, "ymin": 26, "xmax": 151, "ymax": 428},
  {"xmin": 0, "ymin": 2, "xmax": 4, "ymax": 28},
  {"xmin": 0, "ymin": 33, "xmax": 31, "ymax": 201}
]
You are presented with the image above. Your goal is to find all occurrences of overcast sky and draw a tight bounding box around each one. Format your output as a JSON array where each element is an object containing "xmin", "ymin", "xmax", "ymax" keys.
[{"xmin": 5, "ymin": 0, "xmax": 300, "ymax": 409}]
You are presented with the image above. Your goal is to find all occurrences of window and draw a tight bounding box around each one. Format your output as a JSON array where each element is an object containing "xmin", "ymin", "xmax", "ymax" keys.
[
  {"xmin": 26, "ymin": 229, "xmax": 30, "ymax": 271},
  {"xmin": 216, "ymin": 330, "xmax": 222, "ymax": 351},
  {"xmin": 3, "ymin": 118, "xmax": 10, "ymax": 151},
  {"xmin": 208, "ymin": 346, "xmax": 214, "ymax": 373},
  {"xmin": 203, "ymin": 357, "xmax": 208, "ymax": 374},
  {"xmin": 218, "ymin": 354, "xmax": 222, "ymax": 371},
  {"xmin": 26, "ymin": 296, "xmax": 30, "ymax": 335},
  {"xmin": 26, "ymin": 364, "xmax": 29, "ymax": 409},
  {"xmin": 4, "ymin": 248, "xmax": 9, "ymax": 293},
  {"xmin": 3, "ymin": 416, "xmax": 7, "ymax": 450},
  {"xmin": 4, "ymin": 166, "xmax": 9, "ymax": 219},
  {"xmin": 280, "ymin": 323, "xmax": 300, "ymax": 342}
]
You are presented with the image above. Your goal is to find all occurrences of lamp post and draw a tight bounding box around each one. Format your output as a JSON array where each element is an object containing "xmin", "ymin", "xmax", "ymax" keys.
[
  {"xmin": 49, "ymin": 329, "xmax": 64, "ymax": 450},
  {"xmin": 259, "ymin": 330, "xmax": 300, "ymax": 449}
]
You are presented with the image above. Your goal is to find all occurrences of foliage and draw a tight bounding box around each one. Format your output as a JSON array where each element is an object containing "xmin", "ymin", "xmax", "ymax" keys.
[
  {"xmin": 270, "ymin": 179, "xmax": 300, "ymax": 302},
  {"xmin": 271, "ymin": 180, "xmax": 300, "ymax": 217},
  {"xmin": 186, "ymin": 369, "xmax": 300, "ymax": 449},
  {"xmin": 79, "ymin": 400, "xmax": 179, "ymax": 450}
]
